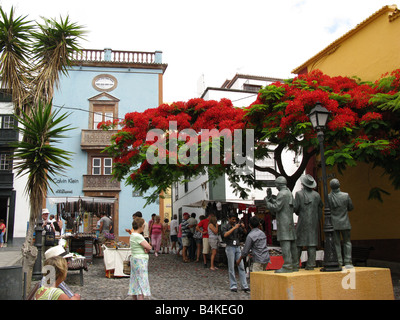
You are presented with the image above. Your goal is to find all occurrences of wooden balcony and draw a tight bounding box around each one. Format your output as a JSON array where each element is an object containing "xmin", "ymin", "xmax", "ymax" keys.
[
  {"xmin": 82, "ymin": 175, "xmax": 120, "ymax": 192},
  {"xmin": 0, "ymin": 129, "xmax": 18, "ymax": 146},
  {"xmin": 81, "ymin": 129, "xmax": 117, "ymax": 150},
  {"xmin": 0, "ymin": 172, "xmax": 14, "ymax": 189}
]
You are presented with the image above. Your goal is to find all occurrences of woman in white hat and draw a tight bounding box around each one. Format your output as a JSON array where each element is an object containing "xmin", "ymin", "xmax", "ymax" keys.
[
  {"xmin": 35, "ymin": 256, "xmax": 81, "ymax": 300},
  {"xmin": 41, "ymin": 246, "xmax": 77, "ymax": 298}
]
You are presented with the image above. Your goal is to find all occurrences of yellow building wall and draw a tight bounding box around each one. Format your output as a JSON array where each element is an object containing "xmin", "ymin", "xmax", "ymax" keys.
[
  {"xmin": 296, "ymin": 6, "xmax": 400, "ymax": 251},
  {"xmin": 159, "ymin": 189, "xmax": 172, "ymax": 222},
  {"xmin": 308, "ymin": 12, "xmax": 400, "ymax": 82},
  {"xmin": 326, "ymin": 164, "xmax": 400, "ymax": 240}
]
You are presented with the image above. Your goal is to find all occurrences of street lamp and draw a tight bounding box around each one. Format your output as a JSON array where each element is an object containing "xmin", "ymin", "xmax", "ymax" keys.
[
  {"xmin": 308, "ymin": 101, "xmax": 342, "ymax": 272},
  {"xmin": 32, "ymin": 217, "xmax": 44, "ymax": 280}
]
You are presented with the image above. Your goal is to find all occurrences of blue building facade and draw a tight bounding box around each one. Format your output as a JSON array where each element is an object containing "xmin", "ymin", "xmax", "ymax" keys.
[{"xmin": 47, "ymin": 49, "xmax": 167, "ymax": 242}]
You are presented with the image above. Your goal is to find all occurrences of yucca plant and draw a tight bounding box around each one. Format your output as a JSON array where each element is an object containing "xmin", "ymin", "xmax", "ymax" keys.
[
  {"xmin": 30, "ymin": 15, "xmax": 86, "ymax": 104},
  {"xmin": 0, "ymin": 7, "xmax": 32, "ymax": 113},
  {"xmin": 0, "ymin": 6, "xmax": 86, "ymax": 110},
  {"xmin": 11, "ymin": 101, "xmax": 75, "ymax": 288},
  {"xmin": 0, "ymin": 6, "xmax": 85, "ymax": 289}
]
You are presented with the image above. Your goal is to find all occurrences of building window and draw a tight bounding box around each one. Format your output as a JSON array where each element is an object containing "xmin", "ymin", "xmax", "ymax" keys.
[
  {"xmin": 92, "ymin": 157, "xmax": 112, "ymax": 175},
  {"xmin": 93, "ymin": 105, "xmax": 115, "ymax": 130},
  {"xmin": 254, "ymin": 148, "xmax": 277, "ymax": 187},
  {"xmin": 0, "ymin": 115, "xmax": 16, "ymax": 129},
  {"xmin": 104, "ymin": 158, "xmax": 112, "ymax": 175},
  {"xmin": 88, "ymin": 92, "xmax": 119, "ymax": 130},
  {"xmin": 243, "ymin": 83, "xmax": 262, "ymax": 92},
  {"xmin": 0, "ymin": 153, "xmax": 12, "ymax": 171}
]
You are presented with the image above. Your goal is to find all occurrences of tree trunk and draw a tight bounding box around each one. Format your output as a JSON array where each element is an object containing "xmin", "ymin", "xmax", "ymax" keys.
[
  {"xmin": 254, "ymin": 145, "xmax": 318, "ymax": 191},
  {"xmin": 21, "ymin": 220, "xmax": 37, "ymax": 293},
  {"xmin": 22, "ymin": 195, "xmax": 43, "ymax": 293}
]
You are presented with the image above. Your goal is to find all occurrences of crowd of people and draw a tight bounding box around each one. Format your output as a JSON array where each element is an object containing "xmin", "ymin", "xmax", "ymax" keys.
[
  {"xmin": 124, "ymin": 210, "xmax": 271, "ymax": 297},
  {"xmin": 28, "ymin": 208, "xmax": 271, "ymax": 300},
  {"xmin": 24, "ymin": 173, "xmax": 355, "ymax": 300}
]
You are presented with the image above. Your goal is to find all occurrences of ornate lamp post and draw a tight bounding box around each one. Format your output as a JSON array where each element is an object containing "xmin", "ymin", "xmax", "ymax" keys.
[
  {"xmin": 32, "ymin": 217, "xmax": 44, "ymax": 280},
  {"xmin": 308, "ymin": 101, "xmax": 342, "ymax": 272}
]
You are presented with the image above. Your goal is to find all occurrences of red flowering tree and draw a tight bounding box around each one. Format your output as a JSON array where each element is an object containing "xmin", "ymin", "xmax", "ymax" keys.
[
  {"xmin": 103, "ymin": 98, "xmax": 251, "ymax": 204},
  {"xmin": 245, "ymin": 69, "xmax": 400, "ymax": 198},
  {"xmin": 103, "ymin": 69, "xmax": 400, "ymax": 205}
]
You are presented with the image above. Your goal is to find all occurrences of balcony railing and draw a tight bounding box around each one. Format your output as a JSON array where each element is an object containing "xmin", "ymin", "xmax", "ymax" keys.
[
  {"xmin": 83, "ymin": 175, "xmax": 120, "ymax": 192},
  {"xmin": 72, "ymin": 49, "xmax": 162, "ymax": 64},
  {"xmin": 81, "ymin": 129, "xmax": 117, "ymax": 150}
]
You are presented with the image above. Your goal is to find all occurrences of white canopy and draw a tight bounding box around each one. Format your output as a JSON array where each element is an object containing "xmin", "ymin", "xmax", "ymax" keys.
[{"xmin": 47, "ymin": 196, "xmax": 117, "ymax": 205}]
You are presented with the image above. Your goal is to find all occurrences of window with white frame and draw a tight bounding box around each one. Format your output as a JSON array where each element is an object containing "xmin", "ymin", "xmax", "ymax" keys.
[
  {"xmin": 104, "ymin": 158, "xmax": 112, "ymax": 175},
  {"xmin": 92, "ymin": 157, "xmax": 112, "ymax": 175},
  {"xmin": 0, "ymin": 153, "xmax": 12, "ymax": 170},
  {"xmin": 2, "ymin": 115, "xmax": 15, "ymax": 129}
]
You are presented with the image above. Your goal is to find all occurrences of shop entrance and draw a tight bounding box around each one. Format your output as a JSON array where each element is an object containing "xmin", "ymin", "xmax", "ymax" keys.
[{"xmin": 0, "ymin": 195, "xmax": 14, "ymax": 243}]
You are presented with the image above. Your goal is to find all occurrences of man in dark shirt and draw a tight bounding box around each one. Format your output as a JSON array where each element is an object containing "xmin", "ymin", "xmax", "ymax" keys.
[{"xmin": 222, "ymin": 213, "xmax": 250, "ymax": 293}]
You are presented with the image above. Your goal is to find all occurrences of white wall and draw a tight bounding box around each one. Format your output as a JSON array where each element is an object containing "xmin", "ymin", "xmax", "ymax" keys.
[
  {"xmin": 13, "ymin": 173, "xmax": 30, "ymax": 237},
  {"xmin": 172, "ymin": 174, "xmax": 208, "ymax": 219},
  {"xmin": 202, "ymin": 89, "xmax": 258, "ymax": 108}
]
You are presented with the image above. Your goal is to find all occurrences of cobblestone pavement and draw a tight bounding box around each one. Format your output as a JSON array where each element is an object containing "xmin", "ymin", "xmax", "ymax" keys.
[
  {"xmin": 62, "ymin": 252, "xmax": 400, "ymax": 300},
  {"xmin": 64, "ymin": 252, "xmax": 252, "ymax": 300}
]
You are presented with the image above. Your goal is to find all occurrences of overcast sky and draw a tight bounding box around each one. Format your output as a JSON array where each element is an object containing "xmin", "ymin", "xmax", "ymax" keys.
[{"xmin": 0, "ymin": 0, "xmax": 396, "ymax": 104}]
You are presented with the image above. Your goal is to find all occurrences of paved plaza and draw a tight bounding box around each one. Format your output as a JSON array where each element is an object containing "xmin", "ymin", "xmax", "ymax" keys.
[
  {"xmin": 39, "ymin": 250, "xmax": 400, "ymax": 301},
  {"xmin": 65, "ymin": 252, "xmax": 252, "ymax": 300},
  {"xmin": 1, "ymin": 241, "xmax": 400, "ymax": 300}
]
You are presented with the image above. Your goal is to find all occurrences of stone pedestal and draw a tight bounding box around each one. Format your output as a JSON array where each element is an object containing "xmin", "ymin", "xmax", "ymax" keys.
[{"xmin": 250, "ymin": 267, "xmax": 394, "ymax": 300}]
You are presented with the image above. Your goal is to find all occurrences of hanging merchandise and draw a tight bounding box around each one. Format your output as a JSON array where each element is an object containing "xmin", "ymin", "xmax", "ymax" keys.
[{"xmin": 48, "ymin": 196, "xmax": 117, "ymax": 264}]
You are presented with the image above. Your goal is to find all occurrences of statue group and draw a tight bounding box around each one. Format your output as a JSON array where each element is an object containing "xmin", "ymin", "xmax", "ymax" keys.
[{"xmin": 265, "ymin": 175, "xmax": 354, "ymax": 273}]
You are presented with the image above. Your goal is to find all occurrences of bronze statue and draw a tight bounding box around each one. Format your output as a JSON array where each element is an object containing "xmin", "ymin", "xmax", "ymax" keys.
[
  {"xmin": 328, "ymin": 178, "xmax": 354, "ymax": 268},
  {"xmin": 294, "ymin": 175, "xmax": 323, "ymax": 270},
  {"xmin": 265, "ymin": 176, "xmax": 297, "ymax": 273}
]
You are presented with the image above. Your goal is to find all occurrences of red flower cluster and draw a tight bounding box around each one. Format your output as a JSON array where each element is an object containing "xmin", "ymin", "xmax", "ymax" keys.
[
  {"xmin": 244, "ymin": 69, "xmax": 389, "ymax": 136},
  {"xmin": 108, "ymin": 98, "xmax": 246, "ymax": 176},
  {"xmin": 97, "ymin": 119, "xmax": 120, "ymax": 130},
  {"xmin": 360, "ymin": 112, "xmax": 383, "ymax": 123}
]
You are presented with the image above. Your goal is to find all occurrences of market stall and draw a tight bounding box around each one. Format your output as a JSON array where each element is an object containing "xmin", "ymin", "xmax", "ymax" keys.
[
  {"xmin": 63, "ymin": 232, "xmax": 97, "ymax": 263},
  {"xmin": 102, "ymin": 245, "xmax": 131, "ymax": 278},
  {"xmin": 48, "ymin": 196, "xmax": 117, "ymax": 263}
]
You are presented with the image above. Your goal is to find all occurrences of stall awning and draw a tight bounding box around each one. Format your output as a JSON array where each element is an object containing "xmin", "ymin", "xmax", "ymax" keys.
[{"xmin": 47, "ymin": 196, "xmax": 117, "ymax": 205}]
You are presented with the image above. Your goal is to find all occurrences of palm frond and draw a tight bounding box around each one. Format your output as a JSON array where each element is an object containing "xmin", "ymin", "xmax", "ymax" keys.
[
  {"xmin": 0, "ymin": 6, "xmax": 33, "ymax": 111},
  {"xmin": 30, "ymin": 15, "xmax": 86, "ymax": 104},
  {"xmin": 11, "ymin": 101, "xmax": 75, "ymax": 195}
]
